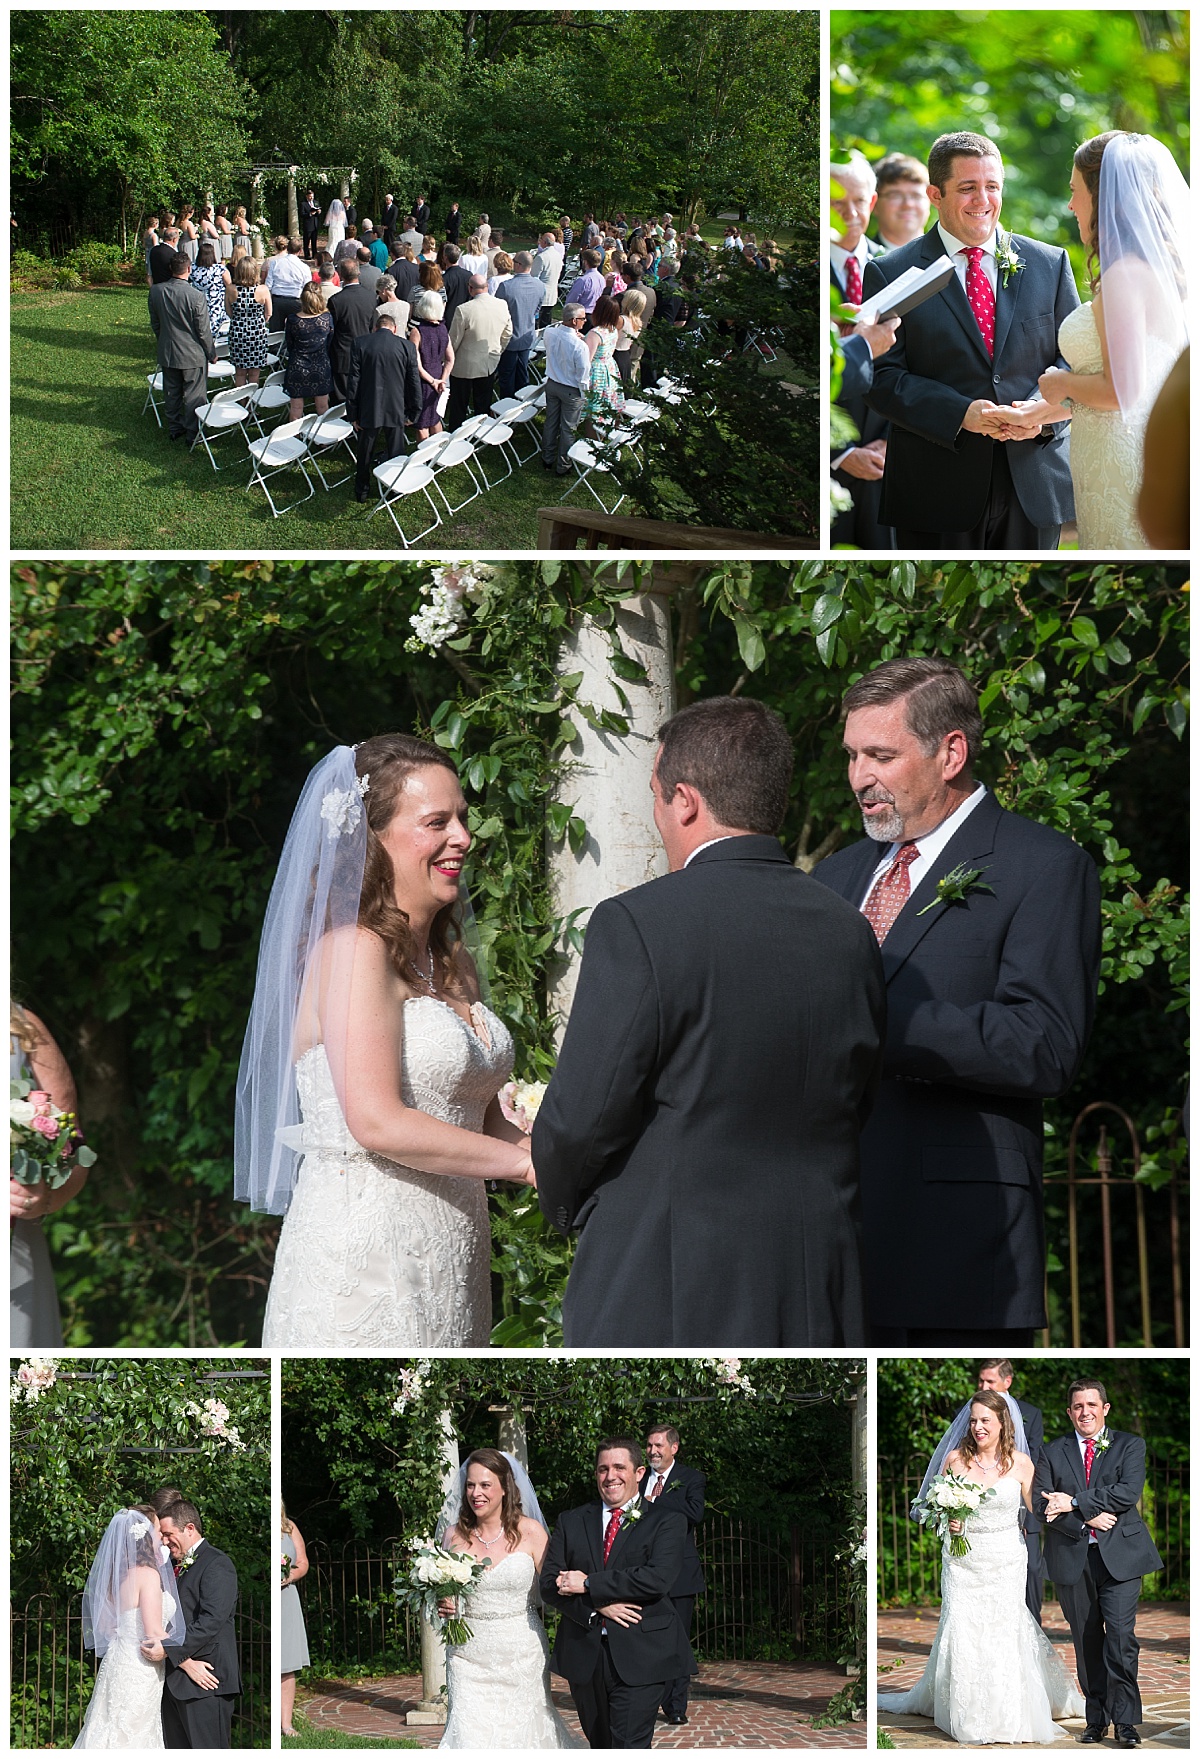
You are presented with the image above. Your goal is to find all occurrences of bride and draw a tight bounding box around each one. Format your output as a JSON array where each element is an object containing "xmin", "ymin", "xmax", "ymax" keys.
[
  {"xmin": 74, "ymin": 1506, "xmax": 184, "ymax": 1749},
  {"xmin": 1011, "ymin": 131, "xmax": 1189, "ymax": 548},
  {"xmin": 436, "ymin": 1449, "xmax": 581, "ymax": 1749},
  {"xmin": 236, "ymin": 737, "xmax": 535, "ymax": 1349},
  {"xmin": 879, "ymin": 1390, "xmax": 1085, "ymax": 1745}
]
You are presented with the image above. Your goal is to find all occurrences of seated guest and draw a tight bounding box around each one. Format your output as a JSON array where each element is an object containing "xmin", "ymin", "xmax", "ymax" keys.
[
  {"xmin": 284, "ymin": 279, "xmax": 334, "ymax": 421},
  {"xmin": 373, "ymin": 273, "xmax": 412, "ymax": 338},
  {"xmin": 871, "ymin": 152, "xmax": 931, "ymax": 250},
  {"xmin": 344, "ymin": 313, "xmax": 422, "ymax": 502}
]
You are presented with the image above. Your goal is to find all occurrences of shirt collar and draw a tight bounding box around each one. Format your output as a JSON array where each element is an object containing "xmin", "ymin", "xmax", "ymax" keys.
[
  {"xmin": 938, "ymin": 222, "xmax": 998, "ymax": 261},
  {"xmin": 830, "ymin": 237, "xmax": 869, "ymax": 272},
  {"xmin": 684, "ymin": 834, "xmax": 736, "ymax": 868}
]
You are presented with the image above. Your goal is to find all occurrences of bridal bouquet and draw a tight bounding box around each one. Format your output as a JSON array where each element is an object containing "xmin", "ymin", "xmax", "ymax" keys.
[
  {"xmin": 913, "ymin": 1472, "xmax": 998, "ymax": 1557},
  {"xmin": 11, "ymin": 1079, "xmax": 97, "ymax": 1188},
  {"xmin": 498, "ymin": 1079, "xmax": 547, "ymax": 1135},
  {"xmin": 395, "ymin": 1539, "xmax": 490, "ymax": 1646}
]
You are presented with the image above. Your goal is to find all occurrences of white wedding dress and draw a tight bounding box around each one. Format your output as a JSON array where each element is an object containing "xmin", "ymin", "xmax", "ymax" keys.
[
  {"xmin": 878, "ymin": 1477, "xmax": 1085, "ymax": 1744},
  {"xmin": 261, "ymin": 997, "xmax": 512, "ymax": 1349},
  {"xmin": 73, "ymin": 1594, "xmax": 175, "ymax": 1749},
  {"xmin": 439, "ymin": 1552, "xmax": 582, "ymax": 1750},
  {"xmin": 1058, "ymin": 302, "xmax": 1174, "ymax": 549}
]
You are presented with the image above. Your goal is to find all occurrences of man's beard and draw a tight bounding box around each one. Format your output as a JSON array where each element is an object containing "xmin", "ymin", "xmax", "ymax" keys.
[{"xmin": 858, "ymin": 793, "xmax": 905, "ymax": 842}]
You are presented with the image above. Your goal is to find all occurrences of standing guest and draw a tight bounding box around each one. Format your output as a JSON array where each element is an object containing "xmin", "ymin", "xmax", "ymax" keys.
[
  {"xmin": 487, "ymin": 251, "xmax": 514, "ymax": 296},
  {"xmin": 10, "ymin": 1002, "xmax": 93, "ymax": 1346},
  {"xmin": 408, "ymin": 289, "xmax": 453, "ymax": 440},
  {"xmin": 417, "ymin": 260, "xmax": 445, "ymax": 297},
  {"xmin": 324, "ymin": 196, "xmax": 347, "ymax": 254},
  {"xmin": 445, "ymin": 200, "xmax": 462, "ymax": 243},
  {"xmin": 224, "ymin": 252, "xmax": 272, "ymax": 388},
  {"xmin": 284, "ymin": 280, "xmax": 334, "ymax": 422},
  {"xmin": 280, "ymin": 1506, "xmax": 310, "ymax": 1740},
  {"xmin": 439, "ymin": 243, "xmax": 472, "ymax": 328},
  {"xmin": 605, "ymin": 251, "xmax": 628, "ymax": 297},
  {"xmin": 311, "ymin": 249, "xmax": 340, "ymax": 288},
  {"xmin": 459, "ymin": 234, "xmax": 488, "ymax": 278},
  {"xmin": 214, "ymin": 205, "xmax": 234, "ymax": 261},
  {"xmin": 638, "ymin": 262, "xmax": 685, "ymax": 390},
  {"xmin": 344, "ymin": 313, "xmax": 422, "ymax": 502},
  {"xmin": 199, "ymin": 205, "xmax": 220, "ymax": 248},
  {"xmin": 485, "ymin": 230, "xmax": 507, "ymax": 274},
  {"xmin": 373, "ymin": 273, "xmax": 411, "ymax": 338},
  {"xmin": 533, "ymin": 229, "xmax": 565, "ymax": 328},
  {"xmin": 830, "ymin": 155, "xmax": 892, "ymax": 548},
  {"xmin": 333, "ymin": 224, "xmax": 359, "ymax": 268},
  {"xmin": 299, "ymin": 188, "xmax": 321, "ymax": 259},
  {"xmin": 266, "ymin": 238, "xmax": 312, "ymax": 327},
  {"xmin": 445, "ymin": 274, "xmax": 512, "ymax": 428},
  {"xmin": 316, "ymin": 261, "xmax": 340, "ymax": 303},
  {"xmin": 614, "ymin": 288, "xmax": 646, "ymax": 391},
  {"xmin": 583, "ymin": 293, "xmax": 625, "ymax": 427},
  {"xmin": 150, "ymin": 252, "xmax": 217, "ymax": 441},
  {"xmin": 356, "ymin": 244, "xmax": 383, "ymax": 299},
  {"xmin": 564, "ymin": 249, "xmax": 605, "ymax": 323},
  {"xmin": 231, "ymin": 206, "xmax": 251, "ymax": 249},
  {"xmin": 326, "ymin": 256, "xmax": 376, "ymax": 402},
  {"xmin": 560, "ymin": 215, "xmax": 574, "ymax": 255},
  {"xmin": 189, "ymin": 240, "xmax": 228, "ymax": 340},
  {"xmin": 420, "ymin": 233, "xmax": 439, "ymax": 266},
  {"xmin": 541, "ymin": 303, "xmax": 590, "ymax": 474},
  {"xmin": 496, "ymin": 251, "xmax": 545, "ymax": 397},
  {"xmin": 380, "ymin": 192, "xmax": 399, "ymax": 251},
  {"xmin": 390, "ymin": 243, "xmax": 421, "ymax": 303},
  {"xmin": 345, "ymin": 194, "xmax": 358, "ymax": 229},
  {"xmin": 148, "ymin": 226, "xmax": 182, "ymax": 286},
  {"xmin": 143, "ymin": 216, "xmax": 161, "ymax": 276},
  {"xmin": 414, "ymin": 194, "xmax": 431, "ymax": 234},
  {"xmin": 362, "ymin": 224, "xmax": 389, "ymax": 272},
  {"xmin": 643, "ymin": 1426, "xmax": 706, "ymax": 1728},
  {"xmin": 871, "ymin": 152, "xmax": 932, "ymax": 250},
  {"xmin": 582, "ymin": 213, "xmax": 600, "ymax": 249},
  {"xmin": 476, "ymin": 213, "xmax": 492, "ymax": 248},
  {"xmin": 399, "ymin": 214, "xmax": 424, "ymax": 254}
]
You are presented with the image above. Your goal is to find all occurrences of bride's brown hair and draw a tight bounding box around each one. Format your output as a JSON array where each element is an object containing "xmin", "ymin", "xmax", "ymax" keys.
[
  {"xmin": 352, "ymin": 735, "xmax": 468, "ymax": 995},
  {"xmin": 1073, "ymin": 130, "xmax": 1121, "ymax": 289},
  {"xmin": 961, "ymin": 1390, "xmax": 1016, "ymax": 1475},
  {"xmin": 456, "ymin": 1449, "xmax": 523, "ymax": 1549}
]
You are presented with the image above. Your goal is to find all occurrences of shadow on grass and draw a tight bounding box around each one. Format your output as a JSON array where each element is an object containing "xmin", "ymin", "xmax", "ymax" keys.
[{"xmin": 10, "ymin": 320, "xmax": 155, "ymax": 361}]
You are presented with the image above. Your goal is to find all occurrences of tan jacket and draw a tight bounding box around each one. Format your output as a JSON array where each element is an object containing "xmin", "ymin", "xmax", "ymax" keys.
[{"xmin": 448, "ymin": 293, "xmax": 513, "ymax": 379}]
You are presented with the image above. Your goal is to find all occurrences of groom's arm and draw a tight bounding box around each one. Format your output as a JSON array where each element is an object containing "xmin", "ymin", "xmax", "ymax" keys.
[
  {"xmin": 163, "ymin": 1553, "xmax": 239, "ymax": 1665},
  {"xmin": 539, "ymin": 1518, "xmax": 597, "ymax": 1628},
  {"xmin": 1074, "ymin": 1436, "xmax": 1148, "ymax": 1522},
  {"xmin": 533, "ymin": 898, "xmax": 659, "ymax": 1230},
  {"xmin": 584, "ymin": 1510, "xmax": 686, "ymax": 1605},
  {"xmin": 861, "ymin": 257, "xmax": 979, "ymax": 450}
]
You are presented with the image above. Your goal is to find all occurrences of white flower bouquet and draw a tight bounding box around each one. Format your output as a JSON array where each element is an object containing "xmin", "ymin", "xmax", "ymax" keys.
[
  {"xmin": 395, "ymin": 1538, "xmax": 490, "ymax": 1645},
  {"xmin": 913, "ymin": 1471, "xmax": 997, "ymax": 1557},
  {"xmin": 498, "ymin": 1079, "xmax": 547, "ymax": 1134}
]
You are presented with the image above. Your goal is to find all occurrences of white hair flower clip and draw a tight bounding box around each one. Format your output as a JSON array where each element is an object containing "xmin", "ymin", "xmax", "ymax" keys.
[
  {"xmin": 130, "ymin": 1518, "xmax": 151, "ymax": 1537},
  {"xmin": 320, "ymin": 774, "xmax": 369, "ymax": 839}
]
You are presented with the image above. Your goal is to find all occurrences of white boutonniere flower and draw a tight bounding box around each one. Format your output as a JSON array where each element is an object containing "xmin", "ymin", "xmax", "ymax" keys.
[
  {"xmin": 622, "ymin": 1502, "xmax": 644, "ymax": 1527},
  {"xmin": 996, "ymin": 233, "xmax": 1024, "ymax": 289},
  {"xmin": 1092, "ymin": 1428, "xmax": 1111, "ymax": 1455}
]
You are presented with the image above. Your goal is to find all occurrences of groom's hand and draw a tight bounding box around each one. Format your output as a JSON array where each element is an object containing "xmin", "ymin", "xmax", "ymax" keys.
[
  {"xmin": 962, "ymin": 399, "xmax": 1010, "ymax": 438},
  {"xmin": 839, "ymin": 440, "xmax": 886, "ymax": 481},
  {"xmin": 1087, "ymin": 1511, "xmax": 1118, "ymax": 1532},
  {"xmin": 597, "ymin": 1602, "xmax": 643, "ymax": 1626},
  {"xmin": 140, "ymin": 1639, "xmax": 165, "ymax": 1662},
  {"xmin": 556, "ymin": 1570, "xmax": 588, "ymax": 1595},
  {"xmin": 180, "ymin": 1658, "xmax": 220, "ymax": 1690}
]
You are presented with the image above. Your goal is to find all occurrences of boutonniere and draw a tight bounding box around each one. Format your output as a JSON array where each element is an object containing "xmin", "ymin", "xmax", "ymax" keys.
[
  {"xmin": 1092, "ymin": 1429, "xmax": 1111, "ymax": 1455},
  {"xmin": 176, "ymin": 1546, "xmax": 199, "ymax": 1575},
  {"xmin": 917, "ymin": 862, "xmax": 994, "ymax": 916},
  {"xmin": 622, "ymin": 1502, "xmax": 645, "ymax": 1527},
  {"xmin": 995, "ymin": 233, "xmax": 1023, "ymax": 289}
]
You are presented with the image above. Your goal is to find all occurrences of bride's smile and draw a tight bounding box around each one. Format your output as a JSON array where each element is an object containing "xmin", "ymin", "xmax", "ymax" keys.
[{"xmin": 378, "ymin": 766, "xmax": 472, "ymax": 924}]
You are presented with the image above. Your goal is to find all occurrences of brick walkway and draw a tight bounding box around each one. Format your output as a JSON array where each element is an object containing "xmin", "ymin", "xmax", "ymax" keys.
[
  {"xmin": 300, "ymin": 1659, "xmax": 866, "ymax": 1747},
  {"xmin": 878, "ymin": 1600, "xmax": 1190, "ymax": 1748}
]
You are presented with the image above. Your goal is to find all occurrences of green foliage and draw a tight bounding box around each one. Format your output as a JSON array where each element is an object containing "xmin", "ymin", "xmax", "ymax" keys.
[
  {"xmin": 11, "ymin": 248, "xmax": 55, "ymax": 290},
  {"xmin": 832, "ymin": 10, "xmax": 1190, "ymax": 278},
  {"xmin": 62, "ymin": 241, "xmax": 126, "ymax": 285}
]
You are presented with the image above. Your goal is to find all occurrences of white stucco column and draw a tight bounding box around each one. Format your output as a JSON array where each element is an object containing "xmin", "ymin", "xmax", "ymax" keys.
[
  {"xmin": 547, "ymin": 591, "xmax": 675, "ymax": 1037},
  {"xmin": 286, "ymin": 169, "xmax": 300, "ymax": 239},
  {"xmin": 409, "ymin": 1411, "xmax": 459, "ymax": 1722}
]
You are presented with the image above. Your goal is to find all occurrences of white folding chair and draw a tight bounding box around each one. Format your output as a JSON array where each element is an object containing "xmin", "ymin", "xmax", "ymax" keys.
[
  {"xmin": 192, "ymin": 384, "xmax": 256, "ymax": 470},
  {"xmin": 245, "ymin": 417, "xmax": 317, "ymax": 517},
  {"xmin": 474, "ymin": 417, "xmax": 517, "ymax": 485},
  {"xmin": 370, "ymin": 454, "xmax": 443, "ymax": 545},
  {"xmin": 248, "ymin": 369, "xmax": 291, "ymax": 430},
  {"xmin": 557, "ymin": 437, "xmax": 627, "ymax": 513},
  {"xmin": 514, "ymin": 382, "xmax": 543, "ymax": 402},
  {"xmin": 429, "ymin": 432, "xmax": 486, "ymax": 515},
  {"xmin": 206, "ymin": 357, "xmax": 237, "ymax": 387},
  {"xmin": 300, "ymin": 403, "xmax": 357, "ymax": 490},
  {"xmin": 142, "ymin": 370, "xmax": 165, "ymax": 425},
  {"xmin": 264, "ymin": 329, "xmax": 286, "ymax": 368},
  {"xmin": 505, "ymin": 399, "xmax": 543, "ymax": 464}
]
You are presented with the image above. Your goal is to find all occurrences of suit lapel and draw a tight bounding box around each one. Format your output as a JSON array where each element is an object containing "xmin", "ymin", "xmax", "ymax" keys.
[
  {"xmin": 604, "ymin": 1496, "xmax": 645, "ymax": 1567},
  {"xmin": 921, "ymin": 231, "xmax": 992, "ymax": 369},
  {"xmin": 586, "ymin": 1503, "xmax": 606, "ymax": 1574},
  {"xmin": 877, "ymin": 794, "xmax": 1002, "ymax": 984},
  {"xmin": 1058, "ymin": 1433, "xmax": 1087, "ymax": 1496},
  {"xmin": 991, "ymin": 232, "xmax": 1024, "ymax": 365},
  {"xmin": 826, "ymin": 840, "xmax": 881, "ymax": 911}
]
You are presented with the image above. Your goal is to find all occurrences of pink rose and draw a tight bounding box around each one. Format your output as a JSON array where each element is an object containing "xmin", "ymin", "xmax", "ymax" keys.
[
  {"xmin": 28, "ymin": 1091, "xmax": 54, "ymax": 1112},
  {"xmin": 30, "ymin": 1115, "xmax": 60, "ymax": 1139}
]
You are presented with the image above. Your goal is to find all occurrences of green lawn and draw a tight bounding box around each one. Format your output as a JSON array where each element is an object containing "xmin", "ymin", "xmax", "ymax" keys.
[
  {"xmin": 284, "ymin": 1710, "xmax": 420, "ymax": 1749},
  {"xmin": 10, "ymin": 287, "xmax": 581, "ymax": 550}
]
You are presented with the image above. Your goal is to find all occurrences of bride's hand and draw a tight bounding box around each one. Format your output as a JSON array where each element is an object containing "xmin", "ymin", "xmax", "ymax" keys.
[
  {"xmin": 436, "ymin": 1596, "xmax": 457, "ymax": 1617},
  {"xmin": 948, "ymin": 1518, "xmax": 964, "ymax": 1535}
]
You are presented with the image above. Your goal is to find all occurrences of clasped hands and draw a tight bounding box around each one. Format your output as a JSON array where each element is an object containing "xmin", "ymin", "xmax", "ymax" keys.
[
  {"xmin": 966, "ymin": 369, "xmax": 1072, "ymax": 442},
  {"xmin": 554, "ymin": 1570, "xmax": 641, "ymax": 1626},
  {"xmin": 1041, "ymin": 1490, "xmax": 1117, "ymax": 1532}
]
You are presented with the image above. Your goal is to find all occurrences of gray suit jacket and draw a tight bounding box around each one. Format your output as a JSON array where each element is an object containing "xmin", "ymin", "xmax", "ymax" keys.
[{"xmin": 148, "ymin": 280, "xmax": 214, "ymax": 370}]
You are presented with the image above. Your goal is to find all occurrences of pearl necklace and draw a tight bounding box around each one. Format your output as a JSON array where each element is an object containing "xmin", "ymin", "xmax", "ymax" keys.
[
  {"xmin": 473, "ymin": 1525, "xmax": 505, "ymax": 1549},
  {"xmin": 414, "ymin": 946, "xmax": 437, "ymax": 994},
  {"xmin": 972, "ymin": 1454, "xmax": 1002, "ymax": 1475}
]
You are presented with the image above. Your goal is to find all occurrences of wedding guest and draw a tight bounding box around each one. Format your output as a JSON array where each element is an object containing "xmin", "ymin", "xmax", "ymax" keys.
[
  {"xmin": 459, "ymin": 234, "xmax": 488, "ymax": 277},
  {"xmin": 326, "ymin": 256, "xmax": 375, "ymax": 402},
  {"xmin": 214, "ymin": 205, "xmax": 234, "ymax": 260},
  {"xmin": 439, "ymin": 243, "xmax": 472, "ymax": 327},
  {"xmin": 356, "ymin": 244, "xmax": 383, "ymax": 299},
  {"xmin": 373, "ymin": 273, "xmax": 411, "ymax": 338},
  {"xmin": 265, "ymin": 237, "xmax": 311, "ymax": 327},
  {"xmin": 345, "ymin": 314, "xmax": 422, "ymax": 503},
  {"xmin": 225, "ymin": 252, "xmax": 272, "ymax": 387},
  {"xmin": 445, "ymin": 200, "xmax": 462, "ymax": 243},
  {"xmin": 830, "ymin": 155, "xmax": 892, "ymax": 549},
  {"xmin": 487, "ymin": 251, "xmax": 514, "ymax": 297},
  {"xmin": 177, "ymin": 203, "xmax": 199, "ymax": 263},
  {"xmin": 485, "ymin": 230, "xmax": 506, "ymax": 274},
  {"xmin": 390, "ymin": 243, "xmax": 421, "ymax": 303},
  {"xmin": 333, "ymin": 225, "xmax": 358, "ymax": 268},
  {"xmin": 409, "ymin": 289, "xmax": 452, "ymax": 440},
  {"xmin": 284, "ymin": 281, "xmax": 334, "ymax": 422},
  {"xmin": 872, "ymin": 152, "xmax": 932, "ymax": 250},
  {"xmin": 147, "ymin": 227, "xmax": 181, "ymax": 286},
  {"xmin": 614, "ymin": 287, "xmax": 646, "ymax": 390},
  {"xmin": 445, "ymin": 274, "xmax": 512, "ymax": 428},
  {"xmin": 281, "ymin": 1506, "xmax": 310, "ymax": 1740},
  {"xmin": 643, "ymin": 1426, "xmax": 706, "ymax": 1727},
  {"xmin": 541, "ymin": 304, "xmax": 590, "ymax": 474},
  {"xmin": 564, "ymin": 249, "xmax": 605, "ymax": 321},
  {"xmin": 189, "ymin": 240, "xmax": 228, "ymax": 339},
  {"xmin": 495, "ymin": 252, "xmax": 544, "ymax": 397},
  {"xmin": 476, "ymin": 213, "xmax": 492, "ymax": 248},
  {"xmin": 533, "ymin": 230, "xmax": 565, "ymax": 328},
  {"xmin": 363, "ymin": 224, "xmax": 390, "ymax": 272}
]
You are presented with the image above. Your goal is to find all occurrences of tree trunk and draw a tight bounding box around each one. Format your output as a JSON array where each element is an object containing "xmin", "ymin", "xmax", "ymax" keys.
[
  {"xmin": 546, "ymin": 594, "xmax": 675, "ymax": 1038},
  {"xmin": 494, "ymin": 1402, "xmax": 528, "ymax": 1466},
  {"xmin": 286, "ymin": 170, "xmax": 299, "ymax": 240}
]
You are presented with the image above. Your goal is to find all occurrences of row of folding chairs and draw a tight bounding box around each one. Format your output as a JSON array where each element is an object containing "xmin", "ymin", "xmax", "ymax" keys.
[
  {"xmin": 370, "ymin": 387, "xmax": 550, "ymax": 543},
  {"xmin": 141, "ymin": 330, "xmax": 287, "ymax": 426}
]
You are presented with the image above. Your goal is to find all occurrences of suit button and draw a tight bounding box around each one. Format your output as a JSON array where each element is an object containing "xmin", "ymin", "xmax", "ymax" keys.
[
  {"xmin": 556, "ymin": 1208, "xmax": 569, "ymax": 1228},
  {"xmin": 993, "ymin": 375, "xmax": 1000, "ymax": 386}
]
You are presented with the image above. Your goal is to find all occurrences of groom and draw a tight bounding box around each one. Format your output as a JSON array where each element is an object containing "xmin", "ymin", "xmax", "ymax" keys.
[
  {"xmin": 1034, "ymin": 1380, "xmax": 1163, "ymax": 1749},
  {"xmin": 863, "ymin": 130, "xmax": 1079, "ymax": 548},
  {"xmin": 540, "ymin": 1437, "xmax": 695, "ymax": 1749},
  {"xmin": 141, "ymin": 1498, "xmax": 241, "ymax": 1748},
  {"xmin": 532, "ymin": 694, "xmax": 886, "ymax": 1346}
]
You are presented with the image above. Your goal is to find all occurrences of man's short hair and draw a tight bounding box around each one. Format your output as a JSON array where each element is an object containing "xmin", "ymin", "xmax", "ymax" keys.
[
  {"xmin": 561, "ymin": 302, "xmax": 585, "ymax": 324},
  {"xmin": 977, "ymin": 1358, "xmax": 1015, "ymax": 1381},
  {"xmin": 161, "ymin": 1498, "xmax": 203, "ymax": 1534},
  {"xmin": 163, "ymin": 227, "xmax": 180, "ymax": 243},
  {"xmin": 656, "ymin": 696, "xmax": 793, "ymax": 835},
  {"xmin": 596, "ymin": 1436, "xmax": 645, "ymax": 1468},
  {"xmin": 287, "ymin": 236, "xmax": 303, "ymax": 253},
  {"xmin": 831, "ymin": 155, "xmax": 876, "ymax": 196},
  {"xmin": 170, "ymin": 252, "xmax": 191, "ymax": 277},
  {"xmin": 150, "ymin": 1487, "xmax": 184, "ymax": 1516},
  {"xmin": 1067, "ymin": 1377, "xmax": 1108, "ymax": 1406},
  {"xmin": 358, "ymin": 246, "xmax": 372, "ymax": 262},
  {"xmin": 646, "ymin": 1424, "xmax": 680, "ymax": 1447},
  {"xmin": 513, "ymin": 250, "xmax": 532, "ymax": 271},
  {"xmin": 875, "ymin": 152, "xmax": 929, "ymax": 192},
  {"xmin": 841, "ymin": 658, "xmax": 983, "ymax": 767},
  {"xmin": 580, "ymin": 248, "xmax": 602, "ymax": 268},
  {"xmin": 340, "ymin": 257, "xmax": 360, "ymax": 281},
  {"xmin": 443, "ymin": 242, "xmax": 460, "ymax": 265},
  {"xmin": 374, "ymin": 313, "xmax": 398, "ymax": 331},
  {"xmin": 928, "ymin": 132, "xmax": 1002, "ymax": 192}
]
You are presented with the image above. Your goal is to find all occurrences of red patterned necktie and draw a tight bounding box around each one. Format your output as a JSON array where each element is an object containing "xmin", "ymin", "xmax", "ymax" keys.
[
  {"xmin": 862, "ymin": 843, "xmax": 919, "ymax": 945},
  {"xmin": 602, "ymin": 1508, "xmax": 623, "ymax": 1563},
  {"xmin": 960, "ymin": 248, "xmax": 995, "ymax": 356},
  {"xmin": 1084, "ymin": 1439, "xmax": 1095, "ymax": 1485},
  {"xmin": 650, "ymin": 1478, "xmax": 663, "ymax": 1500},
  {"xmin": 843, "ymin": 254, "xmax": 863, "ymax": 306}
]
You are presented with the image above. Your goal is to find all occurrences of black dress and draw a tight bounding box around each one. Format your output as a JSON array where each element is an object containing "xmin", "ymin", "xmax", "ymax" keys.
[{"xmin": 284, "ymin": 311, "xmax": 334, "ymax": 400}]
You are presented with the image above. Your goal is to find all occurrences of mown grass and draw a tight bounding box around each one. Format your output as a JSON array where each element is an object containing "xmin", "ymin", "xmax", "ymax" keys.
[{"xmin": 284, "ymin": 1708, "xmax": 420, "ymax": 1748}]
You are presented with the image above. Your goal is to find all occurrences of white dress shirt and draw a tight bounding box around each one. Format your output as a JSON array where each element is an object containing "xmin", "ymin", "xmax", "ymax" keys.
[
  {"xmin": 683, "ymin": 835, "xmax": 739, "ymax": 868},
  {"xmin": 857, "ymin": 782, "xmax": 987, "ymax": 908},
  {"xmin": 643, "ymin": 1464, "xmax": 674, "ymax": 1499},
  {"xmin": 937, "ymin": 223, "xmax": 998, "ymax": 297},
  {"xmin": 1075, "ymin": 1431, "xmax": 1103, "ymax": 1542},
  {"xmin": 830, "ymin": 237, "xmax": 870, "ymax": 297}
]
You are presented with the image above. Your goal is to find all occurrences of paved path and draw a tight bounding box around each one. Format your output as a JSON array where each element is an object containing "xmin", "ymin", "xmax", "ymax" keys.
[
  {"xmin": 301, "ymin": 1659, "xmax": 866, "ymax": 1747},
  {"xmin": 878, "ymin": 1600, "xmax": 1189, "ymax": 1748}
]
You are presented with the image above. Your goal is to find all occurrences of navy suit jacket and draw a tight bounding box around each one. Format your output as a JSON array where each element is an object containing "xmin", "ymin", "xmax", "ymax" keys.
[
  {"xmin": 863, "ymin": 229, "xmax": 1079, "ymax": 530},
  {"xmin": 645, "ymin": 1462, "xmax": 706, "ymax": 1596},
  {"xmin": 814, "ymin": 792, "xmax": 1100, "ymax": 1329},
  {"xmin": 1034, "ymin": 1430, "xmax": 1163, "ymax": 1584}
]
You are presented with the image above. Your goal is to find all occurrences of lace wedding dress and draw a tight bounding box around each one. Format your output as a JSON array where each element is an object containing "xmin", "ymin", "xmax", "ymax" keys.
[
  {"xmin": 1058, "ymin": 302, "xmax": 1172, "ymax": 549},
  {"xmin": 439, "ymin": 1552, "xmax": 582, "ymax": 1750},
  {"xmin": 262, "ymin": 998, "xmax": 512, "ymax": 1349},
  {"xmin": 73, "ymin": 1595, "xmax": 175, "ymax": 1749},
  {"xmin": 878, "ymin": 1477, "xmax": 1085, "ymax": 1744}
]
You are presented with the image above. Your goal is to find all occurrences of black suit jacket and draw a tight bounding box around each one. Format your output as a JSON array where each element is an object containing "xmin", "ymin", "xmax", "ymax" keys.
[
  {"xmin": 345, "ymin": 328, "xmax": 422, "ymax": 427},
  {"xmin": 540, "ymin": 1498, "xmax": 696, "ymax": 1687},
  {"xmin": 162, "ymin": 1542, "xmax": 241, "ymax": 1701},
  {"xmin": 533, "ymin": 836, "xmax": 885, "ymax": 1346},
  {"xmin": 644, "ymin": 1463, "xmax": 705, "ymax": 1596},
  {"xmin": 814, "ymin": 792, "xmax": 1100, "ymax": 1330},
  {"xmin": 1034, "ymin": 1430, "xmax": 1163, "ymax": 1584},
  {"xmin": 863, "ymin": 228, "xmax": 1079, "ymax": 530},
  {"xmin": 414, "ymin": 202, "xmax": 431, "ymax": 235},
  {"xmin": 442, "ymin": 263, "xmax": 474, "ymax": 328},
  {"xmin": 327, "ymin": 283, "xmax": 378, "ymax": 375},
  {"xmin": 832, "ymin": 244, "xmax": 892, "ymax": 547}
]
